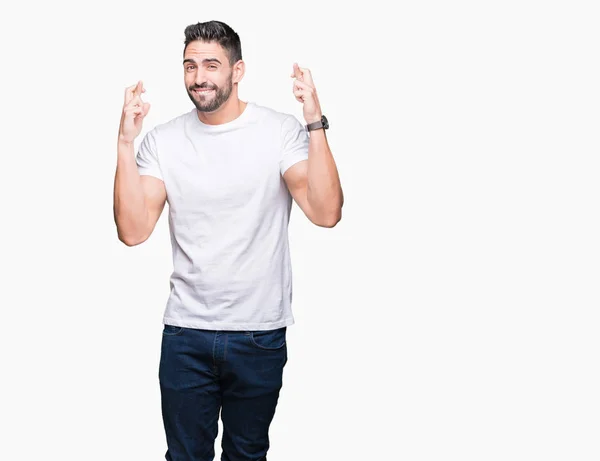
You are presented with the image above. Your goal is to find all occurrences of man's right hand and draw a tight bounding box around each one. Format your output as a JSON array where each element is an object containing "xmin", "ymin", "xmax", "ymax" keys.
[{"xmin": 118, "ymin": 80, "xmax": 151, "ymax": 144}]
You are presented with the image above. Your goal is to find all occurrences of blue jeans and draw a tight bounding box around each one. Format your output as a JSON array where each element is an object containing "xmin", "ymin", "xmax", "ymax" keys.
[{"xmin": 158, "ymin": 325, "xmax": 288, "ymax": 461}]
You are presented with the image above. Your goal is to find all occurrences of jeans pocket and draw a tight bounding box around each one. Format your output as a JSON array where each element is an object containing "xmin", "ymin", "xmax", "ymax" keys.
[
  {"xmin": 163, "ymin": 324, "xmax": 184, "ymax": 336},
  {"xmin": 249, "ymin": 327, "xmax": 287, "ymax": 350}
]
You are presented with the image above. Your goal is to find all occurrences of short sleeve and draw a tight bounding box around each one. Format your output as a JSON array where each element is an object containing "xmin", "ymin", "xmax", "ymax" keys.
[
  {"xmin": 280, "ymin": 115, "xmax": 309, "ymax": 176},
  {"xmin": 136, "ymin": 129, "xmax": 163, "ymax": 181}
]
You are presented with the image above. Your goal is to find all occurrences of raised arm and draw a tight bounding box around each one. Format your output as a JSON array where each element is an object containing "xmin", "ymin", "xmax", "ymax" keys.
[
  {"xmin": 283, "ymin": 63, "xmax": 343, "ymax": 228},
  {"xmin": 113, "ymin": 81, "xmax": 167, "ymax": 246}
]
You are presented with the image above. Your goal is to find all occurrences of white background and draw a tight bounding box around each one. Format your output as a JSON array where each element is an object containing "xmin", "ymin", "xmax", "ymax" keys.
[{"xmin": 1, "ymin": 0, "xmax": 599, "ymax": 460}]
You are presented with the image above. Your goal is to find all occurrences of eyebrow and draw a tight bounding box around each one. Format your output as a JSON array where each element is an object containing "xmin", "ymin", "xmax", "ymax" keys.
[{"xmin": 183, "ymin": 58, "xmax": 222, "ymax": 65}]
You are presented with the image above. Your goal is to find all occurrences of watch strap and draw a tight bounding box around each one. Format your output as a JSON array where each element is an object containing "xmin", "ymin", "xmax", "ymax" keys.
[
  {"xmin": 306, "ymin": 115, "xmax": 328, "ymax": 132},
  {"xmin": 306, "ymin": 120, "xmax": 324, "ymax": 132}
]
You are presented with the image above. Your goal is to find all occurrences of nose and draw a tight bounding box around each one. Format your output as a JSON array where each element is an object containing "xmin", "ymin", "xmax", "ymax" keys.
[
  {"xmin": 194, "ymin": 71, "xmax": 205, "ymax": 86},
  {"xmin": 194, "ymin": 70, "xmax": 211, "ymax": 88}
]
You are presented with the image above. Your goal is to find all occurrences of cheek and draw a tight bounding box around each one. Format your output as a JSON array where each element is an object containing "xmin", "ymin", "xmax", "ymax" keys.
[{"xmin": 216, "ymin": 71, "xmax": 233, "ymax": 85}]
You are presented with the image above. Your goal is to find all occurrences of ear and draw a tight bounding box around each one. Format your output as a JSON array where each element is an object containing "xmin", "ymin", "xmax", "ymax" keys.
[{"xmin": 232, "ymin": 60, "xmax": 245, "ymax": 84}]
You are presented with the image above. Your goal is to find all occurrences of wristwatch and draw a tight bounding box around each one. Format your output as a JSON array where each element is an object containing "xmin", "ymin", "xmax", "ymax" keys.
[{"xmin": 306, "ymin": 115, "xmax": 329, "ymax": 132}]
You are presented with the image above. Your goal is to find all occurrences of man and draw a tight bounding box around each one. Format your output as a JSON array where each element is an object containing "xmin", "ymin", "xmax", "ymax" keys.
[{"xmin": 113, "ymin": 20, "xmax": 343, "ymax": 461}]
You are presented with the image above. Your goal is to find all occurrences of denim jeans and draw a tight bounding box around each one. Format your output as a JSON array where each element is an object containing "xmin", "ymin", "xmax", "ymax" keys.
[{"xmin": 158, "ymin": 325, "xmax": 288, "ymax": 461}]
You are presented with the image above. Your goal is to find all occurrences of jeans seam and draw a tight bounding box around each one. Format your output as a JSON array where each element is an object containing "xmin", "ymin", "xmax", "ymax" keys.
[
  {"xmin": 162, "ymin": 325, "xmax": 184, "ymax": 336},
  {"xmin": 212, "ymin": 332, "xmax": 217, "ymax": 373},
  {"xmin": 249, "ymin": 329, "xmax": 287, "ymax": 351}
]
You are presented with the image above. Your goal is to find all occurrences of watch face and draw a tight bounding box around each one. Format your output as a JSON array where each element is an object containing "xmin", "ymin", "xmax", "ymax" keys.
[{"xmin": 322, "ymin": 115, "xmax": 329, "ymax": 129}]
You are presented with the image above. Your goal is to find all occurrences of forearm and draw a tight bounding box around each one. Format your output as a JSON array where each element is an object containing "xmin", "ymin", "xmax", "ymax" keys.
[
  {"xmin": 113, "ymin": 140, "xmax": 150, "ymax": 245},
  {"xmin": 306, "ymin": 130, "xmax": 343, "ymax": 225}
]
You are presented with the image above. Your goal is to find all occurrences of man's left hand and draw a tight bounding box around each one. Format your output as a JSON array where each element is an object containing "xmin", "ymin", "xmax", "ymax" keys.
[{"xmin": 290, "ymin": 63, "xmax": 323, "ymax": 124}]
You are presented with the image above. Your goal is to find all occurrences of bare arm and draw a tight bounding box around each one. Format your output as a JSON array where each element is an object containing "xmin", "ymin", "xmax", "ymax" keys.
[
  {"xmin": 113, "ymin": 81, "xmax": 167, "ymax": 246},
  {"xmin": 283, "ymin": 131, "xmax": 343, "ymax": 228},
  {"xmin": 283, "ymin": 63, "xmax": 343, "ymax": 228},
  {"xmin": 113, "ymin": 140, "xmax": 166, "ymax": 246}
]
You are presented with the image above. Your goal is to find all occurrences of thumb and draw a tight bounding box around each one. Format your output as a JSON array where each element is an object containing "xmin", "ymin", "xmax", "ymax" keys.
[{"xmin": 142, "ymin": 102, "xmax": 151, "ymax": 117}]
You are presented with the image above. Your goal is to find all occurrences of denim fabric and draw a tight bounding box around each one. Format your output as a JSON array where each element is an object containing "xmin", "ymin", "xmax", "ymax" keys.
[{"xmin": 159, "ymin": 325, "xmax": 288, "ymax": 461}]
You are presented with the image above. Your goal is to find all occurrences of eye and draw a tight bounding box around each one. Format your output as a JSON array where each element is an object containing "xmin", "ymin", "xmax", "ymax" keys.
[
  {"xmin": 185, "ymin": 65, "xmax": 196, "ymax": 71},
  {"xmin": 208, "ymin": 65, "xmax": 217, "ymax": 70}
]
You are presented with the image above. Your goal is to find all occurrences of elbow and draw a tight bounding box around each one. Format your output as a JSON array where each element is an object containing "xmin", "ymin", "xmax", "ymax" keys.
[
  {"xmin": 315, "ymin": 209, "xmax": 342, "ymax": 228},
  {"xmin": 114, "ymin": 210, "xmax": 153, "ymax": 246},
  {"xmin": 118, "ymin": 230, "xmax": 149, "ymax": 247},
  {"xmin": 307, "ymin": 188, "xmax": 343, "ymax": 228},
  {"xmin": 324, "ymin": 214, "xmax": 342, "ymax": 228},
  {"xmin": 120, "ymin": 238, "xmax": 144, "ymax": 247}
]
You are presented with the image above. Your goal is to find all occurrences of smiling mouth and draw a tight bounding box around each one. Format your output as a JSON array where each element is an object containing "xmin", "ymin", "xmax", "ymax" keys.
[{"xmin": 194, "ymin": 89, "xmax": 215, "ymax": 95}]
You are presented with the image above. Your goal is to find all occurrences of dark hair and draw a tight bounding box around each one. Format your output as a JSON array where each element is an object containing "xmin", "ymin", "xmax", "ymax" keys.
[{"xmin": 183, "ymin": 20, "xmax": 242, "ymax": 65}]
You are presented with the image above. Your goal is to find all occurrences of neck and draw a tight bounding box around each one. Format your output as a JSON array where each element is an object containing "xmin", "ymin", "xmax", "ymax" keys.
[{"xmin": 196, "ymin": 92, "xmax": 247, "ymax": 126}]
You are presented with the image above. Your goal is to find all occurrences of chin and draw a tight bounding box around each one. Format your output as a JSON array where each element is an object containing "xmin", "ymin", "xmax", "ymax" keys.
[{"xmin": 196, "ymin": 102, "xmax": 223, "ymax": 113}]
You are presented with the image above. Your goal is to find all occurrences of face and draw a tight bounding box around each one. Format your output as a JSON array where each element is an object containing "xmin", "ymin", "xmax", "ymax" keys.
[{"xmin": 183, "ymin": 40, "xmax": 241, "ymax": 112}]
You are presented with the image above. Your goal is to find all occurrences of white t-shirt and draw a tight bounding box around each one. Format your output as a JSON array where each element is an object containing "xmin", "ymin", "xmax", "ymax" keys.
[{"xmin": 135, "ymin": 102, "xmax": 309, "ymax": 331}]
